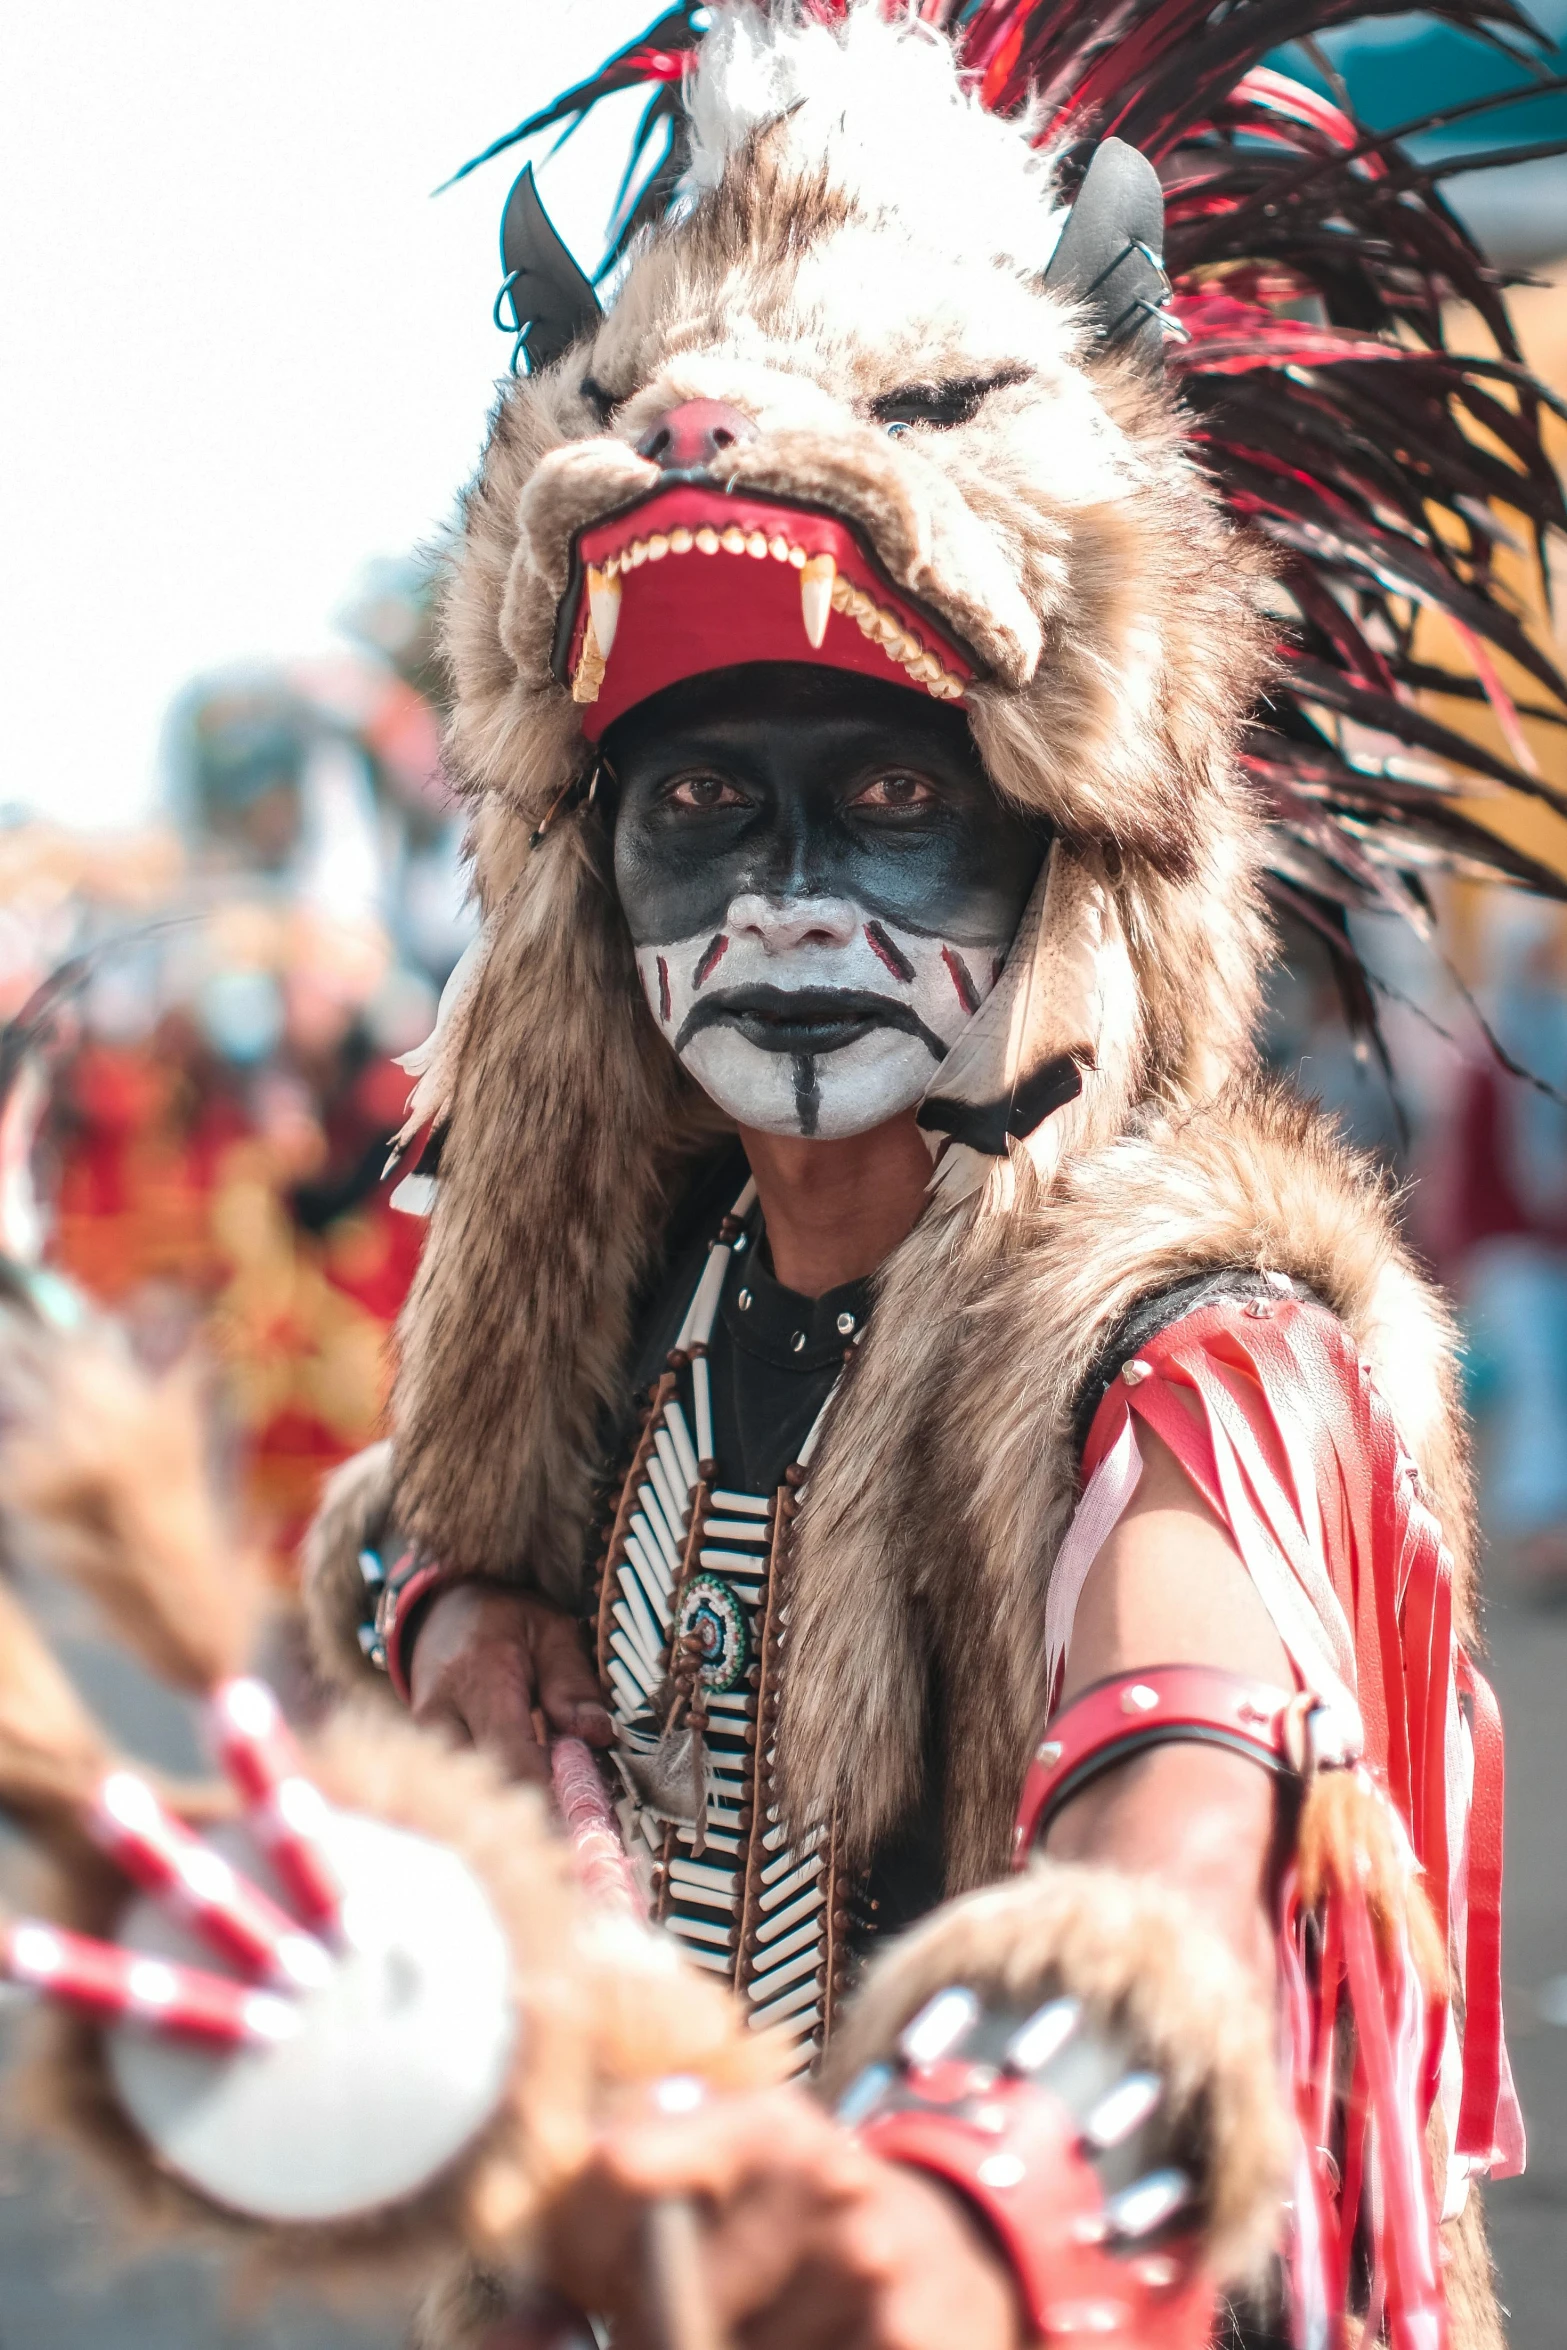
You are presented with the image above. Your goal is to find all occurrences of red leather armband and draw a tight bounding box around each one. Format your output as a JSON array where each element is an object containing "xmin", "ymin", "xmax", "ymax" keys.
[{"xmin": 1013, "ymin": 1664, "xmax": 1353, "ymax": 1863}]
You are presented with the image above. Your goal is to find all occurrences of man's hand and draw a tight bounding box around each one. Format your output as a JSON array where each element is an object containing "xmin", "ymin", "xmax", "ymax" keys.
[
  {"xmin": 407, "ymin": 1583, "xmax": 611, "ymax": 1785},
  {"xmin": 542, "ymin": 2087, "xmax": 1023, "ymax": 2350}
]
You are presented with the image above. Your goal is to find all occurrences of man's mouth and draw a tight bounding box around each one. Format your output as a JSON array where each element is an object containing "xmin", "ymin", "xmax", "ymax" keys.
[{"xmin": 674, "ymin": 986, "xmax": 948, "ymax": 1061}]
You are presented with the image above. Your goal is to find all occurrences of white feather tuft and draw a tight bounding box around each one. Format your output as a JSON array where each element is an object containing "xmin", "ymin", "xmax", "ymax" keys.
[{"xmin": 683, "ymin": 2, "xmax": 1064, "ymax": 270}]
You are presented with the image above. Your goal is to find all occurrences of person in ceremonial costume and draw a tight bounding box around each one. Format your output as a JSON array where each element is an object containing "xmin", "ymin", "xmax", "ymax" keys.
[{"xmin": 302, "ymin": 2, "xmax": 1567, "ymax": 2341}]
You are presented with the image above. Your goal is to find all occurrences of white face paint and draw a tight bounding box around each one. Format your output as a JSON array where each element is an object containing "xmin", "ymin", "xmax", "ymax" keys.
[
  {"xmin": 635, "ymin": 889, "xmax": 1006, "ymax": 1139},
  {"xmin": 608, "ymin": 665, "xmax": 1048, "ymax": 1142}
]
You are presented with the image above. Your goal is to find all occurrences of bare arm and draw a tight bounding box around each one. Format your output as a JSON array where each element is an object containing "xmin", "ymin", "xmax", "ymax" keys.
[{"xmin": 1046, "ymin": 1420, "xmax": 1291, "ymax": 1986}]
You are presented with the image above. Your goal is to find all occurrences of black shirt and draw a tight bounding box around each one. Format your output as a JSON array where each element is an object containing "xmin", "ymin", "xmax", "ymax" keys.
[
  {"xmin": 620, "ymin": 1146, "xmax": 946, "ymax": 1948},
  {"xmin": 624, "ymin": 1146, "xmax": 867, "ymax": 1489}
]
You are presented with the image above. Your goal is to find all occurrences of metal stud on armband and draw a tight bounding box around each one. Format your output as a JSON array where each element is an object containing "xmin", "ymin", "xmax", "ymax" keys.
[{"xmin": 839, "ymin": 1986, "xmax": 1214, "ymax": 2345}]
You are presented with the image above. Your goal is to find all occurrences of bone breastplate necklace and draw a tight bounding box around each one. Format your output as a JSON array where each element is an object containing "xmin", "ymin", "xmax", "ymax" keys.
[{"xmin": 594, "ymin": 1179, "xmax": 857, "ymax": 2068}]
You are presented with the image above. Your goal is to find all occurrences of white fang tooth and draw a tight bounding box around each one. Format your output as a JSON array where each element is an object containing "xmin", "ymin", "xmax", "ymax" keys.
[
  {"xmin": 800, "ymin": 553, "xmax": 836, "ymax": 649},
  {"xmin": 587, "ymin": 566, "xmax": 622, "ymax": 659}
]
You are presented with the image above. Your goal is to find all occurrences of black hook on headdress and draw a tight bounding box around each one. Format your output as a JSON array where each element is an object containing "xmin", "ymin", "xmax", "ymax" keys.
[
  {"xmin": 495, "ymin": 164, "xmax": 603, "ymax": 377},
  {"xmin": 1042, "ymin": 139, "xmax": 1171, "ymax": 368}
]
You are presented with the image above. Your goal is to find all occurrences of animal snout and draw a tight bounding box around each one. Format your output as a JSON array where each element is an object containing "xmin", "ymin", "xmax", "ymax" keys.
[{"xmin": 635, "ymin": 400, "xmax": 759, "ymax": 473}]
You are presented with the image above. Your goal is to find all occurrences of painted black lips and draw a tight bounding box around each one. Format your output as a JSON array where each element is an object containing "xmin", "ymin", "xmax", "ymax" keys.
[{"xmin": 675, "ymin": 986, "xmax": 948, "ymax": 1061}]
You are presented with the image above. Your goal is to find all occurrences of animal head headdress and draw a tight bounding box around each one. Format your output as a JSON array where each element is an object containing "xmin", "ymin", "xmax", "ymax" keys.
[{"xmin": 392, "ymin": 0, "xmax": 1567, "ymax": 1580}]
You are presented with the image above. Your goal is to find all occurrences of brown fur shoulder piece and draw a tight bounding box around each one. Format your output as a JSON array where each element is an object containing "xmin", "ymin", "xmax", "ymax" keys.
[
  {"xmin": 309, "ymin": 1069, "xmax": 1474, "ymax": 1904},
  {"xmin": 777, "ymin": 1075, "xmax": 1473, "ymax": 1880}
]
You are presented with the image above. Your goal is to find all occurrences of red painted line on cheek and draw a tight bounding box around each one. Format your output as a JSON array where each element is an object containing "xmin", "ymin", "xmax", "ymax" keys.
[
  {"xmin": 693, "ymin": 932, "xmax": 729, "ymax": 987},
  {"xmin": 864, "ymin": 920, "xmax": 915, "ymax": 984},
  {"xmin": 941, "ymin": 946, "xmax": 980, "ymax": 1016},
  {"xmin": 657, "ymin": 956, "xmax": 672, "ymax": 1023}
]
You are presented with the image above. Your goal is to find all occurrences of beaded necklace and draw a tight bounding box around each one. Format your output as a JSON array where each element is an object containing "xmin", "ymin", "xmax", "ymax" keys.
[{"xmin": 593, "ymin": 1179, "xmax": 852, "ymax": 2065}]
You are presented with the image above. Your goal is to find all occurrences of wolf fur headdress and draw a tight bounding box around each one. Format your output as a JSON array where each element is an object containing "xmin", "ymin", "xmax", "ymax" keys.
[{"xmin": 374, "ymin": 0, "xmax": 1567, "ymax": 1598}]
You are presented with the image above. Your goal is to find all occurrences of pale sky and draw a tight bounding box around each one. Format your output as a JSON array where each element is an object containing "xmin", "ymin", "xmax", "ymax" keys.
[{"xmin": 1, "ymin": 1, "xmax": 654, "ymax": 829}]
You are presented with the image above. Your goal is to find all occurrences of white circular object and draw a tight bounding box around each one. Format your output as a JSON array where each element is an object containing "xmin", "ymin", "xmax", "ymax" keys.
[{"xmin": 107, "ymin": 1812, "xmax": 517, "ymax": 2223}]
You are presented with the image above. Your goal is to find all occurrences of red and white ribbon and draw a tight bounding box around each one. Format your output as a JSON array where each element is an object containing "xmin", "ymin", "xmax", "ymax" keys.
[
  {"xmin": 89, "ymin": 1768, "xmax": 330, "ymax": 1991},
  {"xmin": 207, "ymin": 1677, "xmax": 345, "ymax": 1940},
  {"xmin": 2, "ymin": 1916, "xmax": 298, "ymax": 2047}
]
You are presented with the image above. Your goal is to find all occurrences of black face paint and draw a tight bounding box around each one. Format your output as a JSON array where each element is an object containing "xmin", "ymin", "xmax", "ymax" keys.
[
  {"xmin": 606, "ymin": 665, "xmax": 1050, "ymax": 1141},
  {"xmin": 792, "ymin": 1052, "xmax": 821, "ymax": 1138},
  {"xmin": 607, "ymin": 665, "xmax": 1046, "ymax": 951}
]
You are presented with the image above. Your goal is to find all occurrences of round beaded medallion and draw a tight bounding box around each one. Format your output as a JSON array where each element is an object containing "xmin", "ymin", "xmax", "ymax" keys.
[{"xmin": 676, "ymin": 1574, "xmax": 750, "ymax": 1695}]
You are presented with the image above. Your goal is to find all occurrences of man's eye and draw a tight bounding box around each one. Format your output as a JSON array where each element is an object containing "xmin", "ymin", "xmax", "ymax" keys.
[
  {"xmin": 665, "ymin": 774, "xmax": 748, "ymax": 812},
  {"xmin": 848, "ymin": 774, "xmax": 938, "ymax": 812}
]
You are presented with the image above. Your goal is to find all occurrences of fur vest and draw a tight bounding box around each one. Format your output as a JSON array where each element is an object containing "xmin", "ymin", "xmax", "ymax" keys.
[{"xmin": 306, "ymin": 1073, "xmax": 1472, "ymax": 1904}]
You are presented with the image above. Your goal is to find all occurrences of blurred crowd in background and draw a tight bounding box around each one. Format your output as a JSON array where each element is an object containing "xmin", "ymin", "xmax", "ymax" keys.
[{"xmin": 0, "ymin": 559, "xmax": 472, "ymax": 1574}]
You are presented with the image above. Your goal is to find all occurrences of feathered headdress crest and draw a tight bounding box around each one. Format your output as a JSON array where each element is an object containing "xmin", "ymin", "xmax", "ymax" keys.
[{"xmin": 456, "ymin": 0, "xmax": 1567, "ymax": 1066}]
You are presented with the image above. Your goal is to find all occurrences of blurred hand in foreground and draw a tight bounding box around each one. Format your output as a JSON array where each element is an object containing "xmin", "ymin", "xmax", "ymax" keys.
[{"xmin": 542, "ymin": 2086, "xmax": 1022, "ymax": 2350}]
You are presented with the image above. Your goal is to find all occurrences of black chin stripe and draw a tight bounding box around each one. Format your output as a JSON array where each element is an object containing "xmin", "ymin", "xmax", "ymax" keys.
[
  {"xmin": 917, "ymin": 1052, "xmax": 1085, "ymax": 1156},
  {"xmin": 792, "ymin": 1053, "xmax": 821, "ymax": 1138}
]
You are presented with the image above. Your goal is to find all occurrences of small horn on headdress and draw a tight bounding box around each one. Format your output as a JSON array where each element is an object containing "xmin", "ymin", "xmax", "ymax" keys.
[
  {"xmin": 1041, "ymin": 137, "xmax": 1170, "ymax": 367},
  {"xmin": 498, "ymin": 164, "xmax": 603, "ymax": 375}
]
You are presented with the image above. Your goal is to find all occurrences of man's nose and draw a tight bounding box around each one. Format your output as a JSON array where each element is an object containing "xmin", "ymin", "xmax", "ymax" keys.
[
  {"xmin": 726, "ymin": 893, "xmax": 860, "ymax": 954},
  {"xmin": 635, "ymin": 400, "xmax": 758, "ymax": 472}
]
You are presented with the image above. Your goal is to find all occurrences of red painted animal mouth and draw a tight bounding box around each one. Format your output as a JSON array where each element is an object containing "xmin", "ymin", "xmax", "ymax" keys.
[{"xmin": 552, "ymin": 481, "xmax": 979, "ymax": 739}]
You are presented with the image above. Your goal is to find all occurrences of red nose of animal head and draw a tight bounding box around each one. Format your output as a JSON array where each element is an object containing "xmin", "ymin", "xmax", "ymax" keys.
[{"xmin": 635, "ymin": 400, "xmax": 758, "ymax": 473}]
